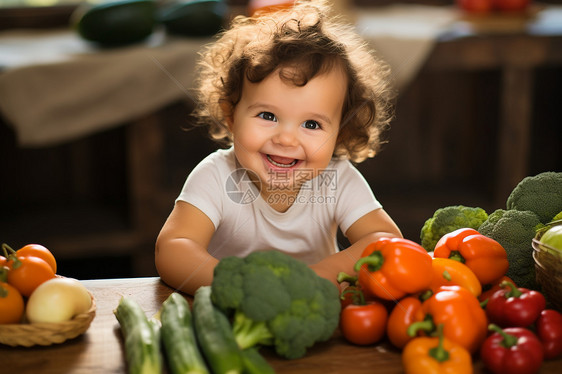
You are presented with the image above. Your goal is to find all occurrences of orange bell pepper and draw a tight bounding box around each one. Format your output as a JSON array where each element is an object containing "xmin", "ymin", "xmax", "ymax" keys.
[
  {"xmin": 429, "ymin": 257, "xmax": 482, "ymax": 297},
  {"xmin": 408, "ymin": 285, "xmax": 488, "ymax": 354},
  {"xmin": 402, "ymin": 324, "xmax": 473, "ymax": 374},
  {"xmin": 354, "ymin": 238, "xmax": 433, "ymax": 300},
  {"xmin": 433, "ymin": 228, "xmax": 508, "ymax": 285},
  {"xmin": 387, "ymin": 296, "xmax": 423, "ymax": 349}
]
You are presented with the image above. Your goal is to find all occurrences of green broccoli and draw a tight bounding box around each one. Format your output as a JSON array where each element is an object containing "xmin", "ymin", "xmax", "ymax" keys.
[
  {"xmin": 420, "ymin": 205, "xmax": 489, "ymax": 252},
  {"xmin": 210, "ymin": 250, "xmax": 341, "ymax": 360},
  {"xmin": 478, "ymin": 209, "xmax": 542, "ymax": 290},
  {"xmin": 506, "ymin": 171, "xmax": 562, "ymax": 224}
]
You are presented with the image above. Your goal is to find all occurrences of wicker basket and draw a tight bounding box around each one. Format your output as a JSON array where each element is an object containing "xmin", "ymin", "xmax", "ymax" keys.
[
  {"xmin": 0, "ymin": 292, "xmax": 96, "ymax": 347},
  {"xmin": 533, "ymin": 223, "xmax": 562, "ymax": 312}
]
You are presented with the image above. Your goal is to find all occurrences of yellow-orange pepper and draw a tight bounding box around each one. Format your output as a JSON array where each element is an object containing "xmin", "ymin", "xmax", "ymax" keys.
[
  {"xmin": 402, "ymin": 325, "xmax": 473, "ymax": 374},
  {"xmin": 429, "ymin": 257, "xmax": 482, "ymax": 297}
]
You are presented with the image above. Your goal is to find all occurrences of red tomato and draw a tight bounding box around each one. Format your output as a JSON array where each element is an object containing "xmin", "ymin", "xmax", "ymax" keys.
[
  {"xmin": 457, "ymin": 0, "xmax": 493, "ymax": 13},
  {"xmin": 492, "ymin": 0, "xmax": 530, "ymax": 12},
  {"xmin": 340, "ymin": 301, "xmax": 388, "ymax": 346},
  {"xmin": 17, "ymin": 244, "xmax": 57, "ymax": 273}
]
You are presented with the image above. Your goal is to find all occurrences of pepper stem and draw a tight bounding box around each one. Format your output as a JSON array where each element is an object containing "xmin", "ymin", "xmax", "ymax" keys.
[
  {"xmin": 488, "ymin": 324, "xmax": 518, "ymax": 348},
  {"xmin": 500, "ymin": 280, "xmax": 522, "ymax": 298},
  {"xmin": 429, "ymin": 324, "xmax": 450, "ymax": 363},
  {"xmin": 336, "ymin": 272, "xmax": 358, "ymax": 285},
  {"xmin": 407, "ymin": 318, "xmax": 435, "ymax": 337},
  {"xmin": 354, "ymin": 251, "xmax": 384, "ymax": 273},
  {"xmin": 449, "ymin": 251, "xmax": 465, "ymax": 264}
]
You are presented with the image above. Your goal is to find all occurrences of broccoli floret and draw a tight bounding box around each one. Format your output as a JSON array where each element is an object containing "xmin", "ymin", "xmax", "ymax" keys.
[
  {"xmin": 210, "ymin": 250, "xmax": 341, "ymax": 360},
  {"xmin": 478, "ymin": 209, "xmax": 542, "ymax": 290},
  {"xmin": 506, "ymin": 171, "xmax": 562, "ymax": 224},
  {"xmin": 420, "ymin": 205, "xmax": 489, "ymax": 252}
]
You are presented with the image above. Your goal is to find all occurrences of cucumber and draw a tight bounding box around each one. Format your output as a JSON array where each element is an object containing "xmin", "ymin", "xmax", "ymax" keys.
[
  {"xmin": 192, "ymin": 286, "xmax": 243, "ymax": 374},
  {"xmin": 240, "ymin": 348, "xmax": 276, "ymax": 374},
  {"xmin": 114, "ymin": 296, "xmax": 162, "ymax": 374},
  {"xmin": 72, "ymin": 0, "xmax": 157, "ymax": 46},
  {"xmin": 158, "ymin": 0, "xmax": 227, "ymax": 37},
  {"xmin": 160, "ymin": 292, "xmax": 210, "ymax": 374}
]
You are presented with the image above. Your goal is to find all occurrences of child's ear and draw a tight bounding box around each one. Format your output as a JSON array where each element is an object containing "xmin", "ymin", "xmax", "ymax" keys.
[{"xmin": 219, "ymin": 101, "xmax": 234, "ymax": 130}]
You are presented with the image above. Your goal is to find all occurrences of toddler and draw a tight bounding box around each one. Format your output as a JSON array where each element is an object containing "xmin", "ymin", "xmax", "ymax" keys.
[{"xmin": 155, "ymin": 0, "xmax": 402, "ymax": 295}]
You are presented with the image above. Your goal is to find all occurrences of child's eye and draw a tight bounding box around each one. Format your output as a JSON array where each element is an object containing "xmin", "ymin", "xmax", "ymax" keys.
[
  {"xmin": 302, "ymin": 120, "xmax": 320, "ymax": 130},
  {"xmin": 257, "ymin": 112, "xmax": 277, "ymax": 122}
]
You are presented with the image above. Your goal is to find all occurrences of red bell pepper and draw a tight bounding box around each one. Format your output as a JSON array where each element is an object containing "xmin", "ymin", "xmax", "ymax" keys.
[
  {"xmin": 354, "ymin": 238, "xmax": 433, "ymax": 300},
  {"xmin": 486, "ymin": 280, "xmax": 546, "ymax": 327},
  {"xmin": 480, "ymin": 324, "xmax": 543, "ymax": 374},
  {"xmin": 433, "ymin": 228, "xmax": 508, "ymax": 286},
  {"xmin": 535, "ymin": 309, "xmax": 562, "ymax": 360},
  {"xmin": 479, "ymin": 275, "xmax": 516, "ymax": 303}
]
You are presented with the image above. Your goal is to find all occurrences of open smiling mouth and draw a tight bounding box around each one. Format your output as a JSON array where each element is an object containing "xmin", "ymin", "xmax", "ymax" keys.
[{"xmin": 266, "ymin": 154, "xmax": 298, "ymax": 168}]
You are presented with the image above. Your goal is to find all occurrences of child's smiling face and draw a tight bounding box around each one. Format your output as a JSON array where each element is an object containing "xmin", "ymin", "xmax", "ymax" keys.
[{"xmin": 227, "ymin": 66, "xmax": 347, "ymax": 198}]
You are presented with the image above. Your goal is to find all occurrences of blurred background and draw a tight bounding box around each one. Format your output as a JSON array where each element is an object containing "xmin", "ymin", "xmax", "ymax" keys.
[{"xmin": 1, "ymin": 0, "xmax": 561, "ymax": 279}]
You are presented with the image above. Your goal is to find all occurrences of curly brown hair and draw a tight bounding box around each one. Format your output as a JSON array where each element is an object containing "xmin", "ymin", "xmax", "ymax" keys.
[{"xmin": 193, "ymin": 0, "xmax": 395, "ymax": 163}]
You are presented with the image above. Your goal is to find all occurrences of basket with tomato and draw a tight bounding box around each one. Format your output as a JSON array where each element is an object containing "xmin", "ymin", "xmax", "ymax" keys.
[{"xmin": 0, "ymin": 243, "xmax": 96, "ymax": 347}]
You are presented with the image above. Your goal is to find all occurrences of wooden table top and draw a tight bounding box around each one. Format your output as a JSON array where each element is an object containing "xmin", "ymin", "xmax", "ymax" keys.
[{"xmin": 2, "ymin": 277, "xmax": 562, "ymax": 373}]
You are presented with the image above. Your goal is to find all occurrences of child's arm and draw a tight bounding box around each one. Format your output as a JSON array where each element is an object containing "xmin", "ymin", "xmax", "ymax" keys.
[
  {"xmin": 155, "ymin": 201, "xmax": 218, "ymax": 295},
  {"xmin": 309, "ymin": 208, "xmax": 402, "ymax": 286}
]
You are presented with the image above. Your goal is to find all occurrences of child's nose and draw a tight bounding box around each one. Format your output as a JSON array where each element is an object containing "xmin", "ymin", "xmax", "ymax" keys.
[{"xmin": 272, "ymin": 124, "xmax": 298, "ymax": 147}]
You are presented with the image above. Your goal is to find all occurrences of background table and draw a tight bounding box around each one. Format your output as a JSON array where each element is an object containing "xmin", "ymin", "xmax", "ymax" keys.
[{"xmin": 2, "ymin": 277, "xmax": 562, "ymax": 373}]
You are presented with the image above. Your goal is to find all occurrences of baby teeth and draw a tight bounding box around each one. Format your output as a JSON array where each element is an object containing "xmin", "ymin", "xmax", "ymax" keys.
[{"xmin": 267, "ymin": 155, "xmax": 297, "ymax": 168}]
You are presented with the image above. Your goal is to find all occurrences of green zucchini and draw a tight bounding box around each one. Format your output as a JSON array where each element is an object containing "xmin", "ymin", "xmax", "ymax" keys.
[
  {"xmin": 240, "ymin": 348, "xmax": 276, "ymax": 374},
  {"xmin": 192, "ymin": 286, "xmax": 243, "ymax": 374},
  {"xmin": 114, "ymin": 296, "xmax": 162, "ymax": 374},
  {"xmin": 160, "ymin": 292, "xmax": 210, "ymax": 374},
  {"xmin": 158, "ymin": 0, "xmax": 227, "ymax": 37},
  {"xmin": 72, "ymin": 0, "xmax": 157, "ymax": 46}
]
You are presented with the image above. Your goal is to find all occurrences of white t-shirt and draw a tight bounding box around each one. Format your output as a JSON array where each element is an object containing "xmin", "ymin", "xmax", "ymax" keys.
[{"xmin": 176, "ymin": 147, "xmax": 382, "ymax": 264}]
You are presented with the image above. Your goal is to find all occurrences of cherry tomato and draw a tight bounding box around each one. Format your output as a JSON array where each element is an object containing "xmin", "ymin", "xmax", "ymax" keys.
[
  {"xmin": 0, "ymin": 281, "xmax": 25, "ymax": 324},
  {"xmin": 340, "ymin": 301, "xmax": 388, "ymax": 346},
  {"xmin": 17, "ymin": 244, "xmax": 57, "ymax": 273},
  {"xmin": 6, "ymin": 255, "xmax": 56, "ymax": 297}
]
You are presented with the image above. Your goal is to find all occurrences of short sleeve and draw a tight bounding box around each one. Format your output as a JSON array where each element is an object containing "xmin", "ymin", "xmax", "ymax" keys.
[
  {"xmin": 334, "ymin": 161, "xmax": 382, "ymax": 234},
  {"xmin": 176, "ymin": 151, "xmax": 230, "ymax": 229}
]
